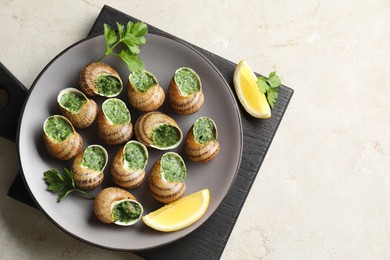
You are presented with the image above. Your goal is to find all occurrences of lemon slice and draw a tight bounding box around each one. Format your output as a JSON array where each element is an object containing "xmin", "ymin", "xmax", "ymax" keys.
[
  {"xmin": 233, "ymin": 60, "xmax": 271, "ymax": 118},
  {"xmin": 142, "ymin": 189, "xmax": 210, "ymax": 232}
]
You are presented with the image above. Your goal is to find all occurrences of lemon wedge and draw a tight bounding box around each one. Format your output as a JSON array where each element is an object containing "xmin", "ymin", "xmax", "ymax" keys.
[
  {"xmin": 142, "ymin": 189, "xmax": 210, "ymax": 232},
  {"xmin": 233, "ymin": 60, "xmax": 271, "ymax": 118}
]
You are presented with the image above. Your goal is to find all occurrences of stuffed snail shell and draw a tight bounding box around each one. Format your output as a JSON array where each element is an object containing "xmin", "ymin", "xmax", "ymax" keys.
[
  {"xmin": 168, "ymin": 67, "xmax": 204, "ymax": 115},
  {"xmin": 127, "ymin": 70, "xmax": 165, "ymax": 112},
  {"xmin": 97, "ymin": 98, "xmax": 132, "ymax": 145},
  {"xmin": 80, "ymin": 62, "xmax": 123, "ymax": 97},
  {"xmin": 148, "ymin": 152, "xmax": 186, "ymax": 204},
  {"xmin": 111, "ymin": 140, "xmax": 148, "ymax": 189},
  {"xmin": 72, "ymin": 144, "xmax": 108, "ymax": 190},
  {"xmin": 57, "ymin": 88, "xmax": 98, "ymax": 128},
  {"xmin": 185, "ymin": 117, "xmax": 220, "ymax": 162},
  {"xmin": 134, "ymin": 112, "xmax": 182, "ymax": 150},
  {"xmin": 43, "ymin": 115, "xmax": 83, "ymax": 160},
  {"xmin": 94, "ymin": 187, "xmax": 143, "ymax": 226}
]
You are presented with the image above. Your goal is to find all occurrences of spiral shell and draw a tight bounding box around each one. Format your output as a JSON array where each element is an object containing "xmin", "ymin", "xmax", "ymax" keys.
[
  {"xmin": 80, "ymin": 62, "xmax": 123, "ymax": 97},
  {"xmin": 168, "ymin": 67, "xmax": 204, "ymax": 115},
  {"xmin": 127, "ymin": 70, "xmax": 165, "ymax": 112},
  {"xmin": 43, "ymin": 115, "xmax": 83, "ymax": 160},
  {"xmin": 148, "ymin": 152, "xmax": 186, "ymax": 204},
  {"xmin": 111, "ymin": 140, "xmax": 149, "ymax": 189},
  {"xmin": 94, "ymin": 187, "xmax": 143, "ymax": 226},
  {"xmin": 72, "ymin": 144, "xmax": 108, "ymax": 190},
  {"xmin": 57, "ymin": 88, "xmax": 98, "ymax": 128},
  {"xmin": 134, "ymin": 112, "xmax": 182, "ymax": 150},
  {"xmin": 185, "ymin": 117, "xmax": 220, "ymax": 163},
  {"xmin": 97, "ymin": 98, "xmax": 132, "ymax": 145}
]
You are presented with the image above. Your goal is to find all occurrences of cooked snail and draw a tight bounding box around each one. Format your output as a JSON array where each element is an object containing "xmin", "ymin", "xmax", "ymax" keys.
[
  {"xmin": 97, "ymin": 98, "xmax": 132, "ymax": 145},
  {"xmin": 148, "ymin": 152, "xmax": 186, "ymax": 204},
  {"xmin": 72, "ymin": 144, "xmax": 108, "ymax": 190},
  {"xmin": 57, "ymin": 87, "xmax": 98, "ymax": 128},
  {"xmin": 185, "ymin": 117, "xmax": 220, "ymax": 162},
  {"xmin": 94, "ymin": 187, "xmax": 143, "ymax": 226},
  {"xmin": 134, "ymin": 112, "xmax": 182, "ymax": 150},
  {"xmin": 111, "ymin": 140, "xmax": 148, "ymax": 189},
  {"xmin": 168, "ymin": 67, "xmax": 204, "ymax": 115},
  {"xmin": 43, "ymin": 115, "xmax": 83, "ymax": 160},
  {"xmin": 127, "ymin": 70, "xmax": 165, "ymax": 112},
  {"xmin": 80, "ymin": 62, "xmax": 123, "ymax": 97}
]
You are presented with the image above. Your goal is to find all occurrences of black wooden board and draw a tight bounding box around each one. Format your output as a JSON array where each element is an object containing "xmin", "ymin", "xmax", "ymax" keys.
[{"xmin": 6, "ymin": 5, "xmax": 293, "ymax": 260}]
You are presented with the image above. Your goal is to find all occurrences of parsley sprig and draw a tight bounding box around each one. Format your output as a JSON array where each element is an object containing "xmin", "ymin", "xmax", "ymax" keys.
[
  {"xmin": 257, "ymin": 71, "xmax": 282, "ymax": 109},
  {"xmin": 97, "ymin": 21, "xmax": 148, "ymax": 72},
  {"xmin": 43, "ymin": 168, "xmax": 95, "ymax": 202}
]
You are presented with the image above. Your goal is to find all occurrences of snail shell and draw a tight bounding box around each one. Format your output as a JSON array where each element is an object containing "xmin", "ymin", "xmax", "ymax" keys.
[
  {"xmin": 168, "ymin": 67, "xmax": 204, "ymax": 115},
  {"xmin": 72, "ymin": 144, "xmax": 108, "ymax": 190},
  {"xmin": 57, "ymin": 88, "xmax": 98, "ymax": 128},
  {"xmin": 97, "ymin": 98, "xmax": 132, "ymax": 145},
  {"xmin": 148, "ymin": 152, "xmax": 186, "ymax": 204},
  {"xmin": 127, "ymin": 70, "xmax": 165, "ymax": 112},
  {"xmin": 185, "ymin": 117, "xmax": 220, "ymax": 163},
  {"xmin": 94, "ymin": 187, "xmax": 143, "ymax": 226},
  {"xmin": 43, "ymin": 115, "xmax": 83, "ymax": 160},
  {"xmin": 80, "ymin": 62, "xmax": 123, "ymax": 97},
  {"xmin": 134, "ymin": 112, "xmax": 182, "ymax": 150},
  {"xmin": 111, "ymin": 140, "xmax": 149, "ymax": 189}
]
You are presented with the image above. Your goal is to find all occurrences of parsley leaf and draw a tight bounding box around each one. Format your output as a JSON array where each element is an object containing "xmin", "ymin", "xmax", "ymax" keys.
[
  {"xmin": 43, "ymin": 168, "xmax": 95, "ymax": 203},
  {"xmin": 257, "ymin": 76, "xmax": 269, "ymax": 93},
  {"xmin": 257, "ymin": 71, "xmax": 282, "ymax": 109},
  {"xmin": 117, "ymin": 49, "xmax": 144, "ymax": 71},
  {"xmin": 98, "ymin": 21, "xmax": 148, "ymax": 72}
]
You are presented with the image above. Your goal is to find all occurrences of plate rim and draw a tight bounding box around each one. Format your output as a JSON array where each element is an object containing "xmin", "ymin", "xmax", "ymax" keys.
[{"xmin": 16, "ymin": 31, "xmax": 243, "ymax": 251}]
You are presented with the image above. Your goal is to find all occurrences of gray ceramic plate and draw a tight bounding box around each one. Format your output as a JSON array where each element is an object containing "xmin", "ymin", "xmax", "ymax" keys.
[{"xmin": 18, "ymin": 32, "xmax": 242, "ymax": 251}]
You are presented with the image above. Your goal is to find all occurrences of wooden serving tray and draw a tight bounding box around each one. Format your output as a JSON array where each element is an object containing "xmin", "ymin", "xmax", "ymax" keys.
[{"xmin": 5, "ymin": 5, "xmax": 293, "ymax": 259}]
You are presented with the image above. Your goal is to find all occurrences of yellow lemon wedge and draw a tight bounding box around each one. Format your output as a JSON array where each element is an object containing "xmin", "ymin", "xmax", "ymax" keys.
[
  {"xmin": 233, "ymin": 60, "xmax": 271, "ymax": 118},
  {"xmin": 142, "ymin": 189, "xmax": 210, "ymax": 232}
]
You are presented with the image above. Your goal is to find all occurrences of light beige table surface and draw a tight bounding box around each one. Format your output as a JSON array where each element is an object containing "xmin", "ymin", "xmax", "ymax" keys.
[{"xmin": 1, "ymin": 1, "xmax": 389, "ymax": 259}]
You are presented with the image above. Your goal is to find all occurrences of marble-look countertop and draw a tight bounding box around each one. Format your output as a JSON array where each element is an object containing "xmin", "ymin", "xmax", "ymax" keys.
[{"xmin": 1, "ymin": 1, "xmax": 389, "ymax": 259}]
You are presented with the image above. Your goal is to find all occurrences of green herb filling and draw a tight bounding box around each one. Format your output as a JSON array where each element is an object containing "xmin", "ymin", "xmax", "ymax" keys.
[
  {"xmin": 112, "ymin": 200, "xmax": 142, "ymax": 223},
  {"xmin": 129, "ymin": 71, "xmax": 157, "ymax": 92},
  {"xmin": 124, "ymin": 143, "xmax": 147, "ymax": 170},
  {"xmin": 81, "ymin": 146, "xmax": 106, "ymax": 171},
  {"xmin": 193, "ymin": 118, "xmax": 216, "ymax": 144},
  {"xmin": 102, "ymin": 99, "xmax": 130, "ymax": 125},
  {"xmin": 151, "ymin": 124, "xmax": 181, "ymax": 148},
  {"xmin": 95, "ymin": 74, "xmax": 122, "ymax": 96},
  {"xmin": 174, "ymin": 68, "xmax": 200, "ymax": 95},
  {"xmin": 161, "ymin": 153, "xmax": 186, "ymax": 182},
  {"xmin": 59, "ymin": 91, "xmax": 87, "ymax": 113},
  {"xmin": 45, "ymin": 116, "xmax": 73, "ymax": 142}
]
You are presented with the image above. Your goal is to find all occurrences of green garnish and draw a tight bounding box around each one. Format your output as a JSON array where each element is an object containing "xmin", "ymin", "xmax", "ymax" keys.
[
  {"xmin": 161, "ymin": 153, "xmax": 186, "ymax": 182},
  {"xmin": 81, "ymin": 146, "xmax": 107, "ymax": 172},
  {"xmin": 152, "ymin": 124, "xmax": 181, "ymax": 148},
  {"xmin": 112, "ymin": 200, "xmax": 142, "ymax": 223},
  {"xmin": 97, "ymin": 21, "xmax": 148, "ymax": 72},
  {"xmin": 43, "ymin": 168, "xmax": 94, "ymax": 202},
  {"xmin": 129, "ymin": 70, "xmax": 157, "ymax": 92},
  {"xmin": 59, "ymin": 91, "xmax": 87, "ymax": 113},
  {"xmin": 95, "ymin": 74, "xmax": 122, "ymax": 96},
  {"xmin": 44, "ymin": 116, "xmax": 73, "ymax": 142},
  {"xmin": 102, "ymin": 98, "xmax": 130, "ymax": 125},
  {"xmin": 174, "ymin": 67, "xmax": 201, "ymax": 95},
  {"xmin": 193, "ymin": 117, "xmax": 216, "ymax": 144},
  {"xmin": 257, "ymin": 71, "xmax": 282, "ymax": 109},
  {"xmin": 124, "ymin": 143, "xmax": 147, "ymax": 170}
]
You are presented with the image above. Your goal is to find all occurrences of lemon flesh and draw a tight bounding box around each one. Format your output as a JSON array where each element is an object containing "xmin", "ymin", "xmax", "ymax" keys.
[
  {"xmin": 142, "ymin": 189, "xmax": 210, "ymax": 232},
  {"xmin": 233, "ymin": 60, "xmax": 271, "ymax": 118}
]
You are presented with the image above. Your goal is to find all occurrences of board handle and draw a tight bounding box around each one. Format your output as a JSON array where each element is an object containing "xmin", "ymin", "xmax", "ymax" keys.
[{"xmin": 0, "ymin": 62, "xmax": 28, "ymax": 142}]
